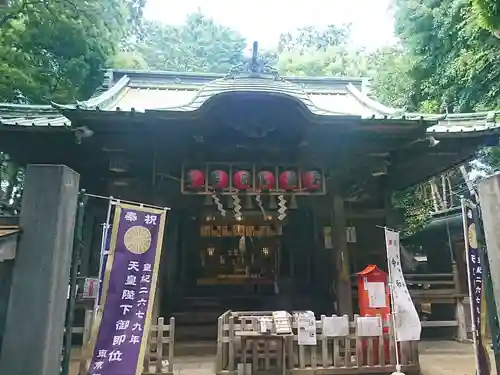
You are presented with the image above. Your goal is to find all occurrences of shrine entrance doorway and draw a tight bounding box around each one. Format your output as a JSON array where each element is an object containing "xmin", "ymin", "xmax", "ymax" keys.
[
  {"xmin": 170, "ymin": 206, "xmax": 326, "ymax": 341},
  {"xmin": 196, "ymin": 215, "xmax": 282, "ymax": 294},
  {"xmin": 185, "ymin": 209, "xmax": 285, "ymax": 306}
]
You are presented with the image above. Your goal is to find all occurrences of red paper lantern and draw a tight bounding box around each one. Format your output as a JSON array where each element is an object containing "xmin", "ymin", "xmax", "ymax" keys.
[
  {"xmin": 279, "ymin": 170, "xmax": 298, "ymax": 191},
  {"xmin": 302, "ymin": 170, "xmax": 322, "ymax": 190},
  {"xmin": 209, "ymin": 170, "xmax": 228, "ymax": 190},
  {"xmin": 233, "ymin": 170, "xmax": 251, "ymax": 190},
  {"xmin": 185, "ymin": 169, "xmax": 205, "ymax": 189},
  {"xmin": 257, "ymin": 170, "xmax": 275, "ymax": 191}
]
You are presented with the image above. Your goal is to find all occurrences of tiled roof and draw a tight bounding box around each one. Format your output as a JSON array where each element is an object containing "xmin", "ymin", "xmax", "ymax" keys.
[
  {"xmin": 0, "ymin": 103, "xmax": 70, "ymax": 127},
  {"xmin": 1, "ymin": 69, "xmax": 499, "ymax": 135},
  {"xmin": 56, "ymin": 70, "xmax": 393, "ymax": 118}
]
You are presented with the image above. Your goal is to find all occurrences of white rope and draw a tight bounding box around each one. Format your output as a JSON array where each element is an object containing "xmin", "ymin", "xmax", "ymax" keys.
[
  {"xmin": 212, "ymin": 192, "xmax": 226, "ymax": 217},
  {"xmin": 277, "ymin": 194, "xmax": 287, "ymax": 220},
  {"xmin": 232, "ymin": 194, "xmax": 242, "ymax": 220}
]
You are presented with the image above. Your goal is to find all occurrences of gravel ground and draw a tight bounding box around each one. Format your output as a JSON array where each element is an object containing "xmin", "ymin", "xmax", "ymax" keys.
[
  {"xmin": 71, "ymin": 340, "xmax": 495, "ymax": 375},
  {"xmin": 420, "ymin": 340, "xmax": 497, "ymax": 375}
]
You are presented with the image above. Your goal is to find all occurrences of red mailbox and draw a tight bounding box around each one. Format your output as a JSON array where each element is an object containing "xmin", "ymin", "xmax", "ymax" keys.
[{"xmin": 357, "ymin": 265, "xmax": 391, "ymax": 364}]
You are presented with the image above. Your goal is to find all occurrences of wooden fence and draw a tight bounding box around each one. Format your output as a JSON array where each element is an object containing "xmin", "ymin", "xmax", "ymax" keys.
[
  {"xmin": 351, "ymin": 265, "xmax": 470, "ymax": 341},
  {"xmin": 217, "ymin": 311, "xmax": 419, "ymax": 375},
  {"xmin": 142, "ymin": 317, "xmax": 176, "ymax": 375},
  {"xmin": 75, "ymin": 311, "xmax": 175, "ymax": 375}
]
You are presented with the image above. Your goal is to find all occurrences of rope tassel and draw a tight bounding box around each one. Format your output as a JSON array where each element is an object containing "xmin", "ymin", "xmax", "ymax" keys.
[
  {"xmin": 212, "ymin": 192, "xmax": 226, "ymax": 217},
  {"xmin": 232, "ymin": 194, "xmax": 242, "ymax": 220},
  {"xmin": 277, "ymin": 194, "xmax": 287, "ymax": 220},
  {"xmin": 255, "ymin": 193, "xmax": 267, "ymax": 219}
]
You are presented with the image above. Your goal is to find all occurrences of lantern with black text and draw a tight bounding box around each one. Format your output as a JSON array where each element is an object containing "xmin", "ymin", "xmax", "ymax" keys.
[
  {"xmin": 186, "ymin": 169, "xmax": 205, "ymax": 190},
  {"xmin": 302, "ymin": 170, "xmax": 322, "ymax": 191},
  {"xmin": 257, "ymin": 170, "xmax": 275, "ymax": 191},
  {"xmin": 279, "ymin": 170, "xmax": 298, "ymax": 191},
  {"xmin": 209, "ymin": 170, "xmax": 228, "ymax": 190},
  {"xmin": 233, "ymin": 170, "xmax": 251, "ymax": 190}
]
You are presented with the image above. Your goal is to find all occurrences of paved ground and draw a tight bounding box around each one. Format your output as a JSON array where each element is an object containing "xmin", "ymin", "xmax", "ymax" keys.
[
  {"xmin": 71, "ymin": 340, "xmax": 495, "ymax": 375},
  {"xmin": 420, "ymin": 340, "xmax": 497, "ymax": 375}
]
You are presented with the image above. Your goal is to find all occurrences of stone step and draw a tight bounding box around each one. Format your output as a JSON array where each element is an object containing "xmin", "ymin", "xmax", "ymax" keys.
[
  {"xmin": 172, "ymin": 311, "xmax": 222, "ymax": 325},
  {"xmin": 175, "ymin": 324, "xmax": 218, "ymax": 341}
]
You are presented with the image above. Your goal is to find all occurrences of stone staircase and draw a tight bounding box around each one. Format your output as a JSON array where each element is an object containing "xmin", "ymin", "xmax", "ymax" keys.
[{"xmin": 172, "ymin": 284, "xmax": 278, "ymax": 342}]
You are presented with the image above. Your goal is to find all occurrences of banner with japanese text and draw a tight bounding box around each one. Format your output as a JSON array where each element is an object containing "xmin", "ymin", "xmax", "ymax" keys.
[
  {"xmin": 385, "ymin": 229, "xmax": 421, "ymax": 341},
  {"xmin": 462, "ymin": 200, "xmax": 491, "ymax": 375},
  {"xmin": 87, "ymin": 203, "xmax": 167, "ymax": 375}
]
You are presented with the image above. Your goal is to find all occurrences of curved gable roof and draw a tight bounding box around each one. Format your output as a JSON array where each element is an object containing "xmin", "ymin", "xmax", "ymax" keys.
[
  {"xmin": 55, "ymin": 69, "xmax": 398, "ymax": 119},
  {"xmin": 0, "ymin": 68, "xmax": 496, "ymax": 135}
]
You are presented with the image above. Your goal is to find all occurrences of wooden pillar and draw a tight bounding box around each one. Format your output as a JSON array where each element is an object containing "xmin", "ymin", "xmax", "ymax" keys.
[
  {"xmin": 332, "ymin": 195, "xmax": 353, "ymax": 316},
  {"xmin": 79, "ymin": 203, "xmax": 96, "ymax": 278}
]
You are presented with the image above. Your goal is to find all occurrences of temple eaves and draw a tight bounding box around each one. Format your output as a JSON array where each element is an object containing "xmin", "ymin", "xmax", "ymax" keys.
[{"xmin": 0, "ymin": 63, "xmax": 498, "ymax": 135}]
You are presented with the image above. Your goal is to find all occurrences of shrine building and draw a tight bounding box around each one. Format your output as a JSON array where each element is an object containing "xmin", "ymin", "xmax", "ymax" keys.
[{"xmin": 0, "ymin": 60, "xmax": 499, "ymax": 340}]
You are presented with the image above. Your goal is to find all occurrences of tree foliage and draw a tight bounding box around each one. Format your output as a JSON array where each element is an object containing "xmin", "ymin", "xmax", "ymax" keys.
[
  {"xmin": 0, "ymin": 0, "xmax": 144, "ymax": 103},
  {"xmin": 392, "ymin": 0, "xmax": 500, "ymax": 113},
  {"xmin": 134, "ymin": 12, "xmax": 246, "ymax": 73},
  {"xmin": 278, "ymin": 25, "xmax": 351, "ymax": 53},
  {"xmin": 473, "ymin": 0, "xmax": 500, "ymax": 32}
]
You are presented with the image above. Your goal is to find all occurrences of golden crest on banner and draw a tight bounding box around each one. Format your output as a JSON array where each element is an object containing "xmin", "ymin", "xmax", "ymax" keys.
[
  {"xmin": 468, "ymin": 223, "xmax": 478, "ymax": 249},
  {"xmin": 124, "ymin": 225, "xmax": 152, "ymax": 254}
]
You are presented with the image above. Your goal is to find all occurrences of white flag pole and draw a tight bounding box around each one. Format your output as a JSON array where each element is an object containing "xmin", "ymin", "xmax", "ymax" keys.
[
  {"xmin": 93, "ymin": 198, "xmax": 115, "ymax": 318},
  {"xmin": 384, "ymin": 227, "xmax": 403, "ymax": 375}
]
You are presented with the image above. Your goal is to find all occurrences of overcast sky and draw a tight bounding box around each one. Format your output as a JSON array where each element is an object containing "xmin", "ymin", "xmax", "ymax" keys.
[{"xmin": 144, "ymin": 0, "xmax": 397, "ymax": 51}]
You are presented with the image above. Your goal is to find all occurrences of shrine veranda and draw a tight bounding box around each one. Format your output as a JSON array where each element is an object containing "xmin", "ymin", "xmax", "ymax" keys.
[{"xmin": 0, "ymin": 67, "xmax": 499, "ymax": 341}]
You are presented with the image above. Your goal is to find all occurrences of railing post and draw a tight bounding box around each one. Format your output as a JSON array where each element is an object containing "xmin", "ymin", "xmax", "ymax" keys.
[
  {"xmin": 156, "ymin": 317, "xmax": 164, "ymax": 373},
  {"xmin": 168, "ymin": 317, "xmax": 175, "ymax": 374},
  {"xmin": 216, "ymin": 315, "xmax": 223, "ymax": 373},
  {"xmin": 455, "ymin": 297, "xmax": 468, "ymax": 342},
  {"xmin": 78, "ymin": 309, "xmax": 94, "ymax": 375}
]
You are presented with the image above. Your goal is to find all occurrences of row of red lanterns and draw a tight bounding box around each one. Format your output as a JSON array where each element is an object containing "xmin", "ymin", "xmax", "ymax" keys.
[{"xmin": 186, "ymin": 169, "xmax": 322, "ymax": 191}]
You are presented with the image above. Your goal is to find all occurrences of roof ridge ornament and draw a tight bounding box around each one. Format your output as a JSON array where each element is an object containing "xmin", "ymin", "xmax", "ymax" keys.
[{"xmin": 225, "ymin": 41, "xmax": 283, "ymax": 81}]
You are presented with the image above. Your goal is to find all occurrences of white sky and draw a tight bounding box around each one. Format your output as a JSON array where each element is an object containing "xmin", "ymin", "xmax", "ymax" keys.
[{"xmin": 144, "ymin": 0, "xmax": 397, "ymax": 51}]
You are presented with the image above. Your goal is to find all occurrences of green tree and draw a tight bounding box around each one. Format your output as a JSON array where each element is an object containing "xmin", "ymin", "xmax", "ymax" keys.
[
  {"xmin": 0, "ymin": 0, "xmax": 143, "ymax": 103},
  {"xmin": 392, "ymin": 0, "xmax": 500, "ymax": 113},
  {"xmin": 277, "ymin": 46, "xmax": 371, "ymax": 77},
  {"xmin": 366, "ymin": 46, "xmax": 416, "ymax": 110},
  {"xmin": 278, "ymin": 24, "xmax": 351, "ymax": 53},
  {"xmin": 108, "ymin": 51, "xmax": 149, "ymax": 70},
  {"xmin": 134, "ymin": 12, "xmax": 246, "ymax": 73},
  {"xmin": 473, "ymin": 0, "xmax": 500, "ymax": 33}
]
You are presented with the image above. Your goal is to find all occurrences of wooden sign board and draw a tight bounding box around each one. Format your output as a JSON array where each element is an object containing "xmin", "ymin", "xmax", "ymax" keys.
[{"xmin": 200, "ymin": 225, "xmax": 282, "ymax": 237}]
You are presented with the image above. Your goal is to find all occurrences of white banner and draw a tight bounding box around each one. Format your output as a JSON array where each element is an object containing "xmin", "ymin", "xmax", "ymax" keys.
[{"xmin": 385, "ymin": 229, "xmax": 421, "ymax": 341}]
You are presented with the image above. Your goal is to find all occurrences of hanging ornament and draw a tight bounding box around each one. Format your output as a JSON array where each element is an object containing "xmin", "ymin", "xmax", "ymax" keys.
[
  {"xmin": 255, "ymin": 193, "xmax": 267, "ymax": 218},
  {"xmin": 232, "ymin": 194, "xmax": 242, "ymax": 220},
  {"xmin": 257, "ymin": 170, "xmax": 275, "ymax": 191},
  {"xmin": 279, "ymin": 170, "xmax": 298, "ymax": 191},
  {"xmin": 301, "ymin": 170, "xmax": 322, "ymax": 190},
  {"xmin": 233, "ymin": 170, "xmax": 251, "ymax": 190},
  {"xmin": 212, "ymin": 192, "xmax": 226, "ymax": 217},
  {"xmin": 186, "ymin": 169, "xmax": 205, "ymax": 189},
  {"xmin": 277, "ymin": 194, "xmax": 287, "ymax": 220},
  {"xmin": 209, "ymin": 170, "xmax": 228, "ymax": 190}
]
